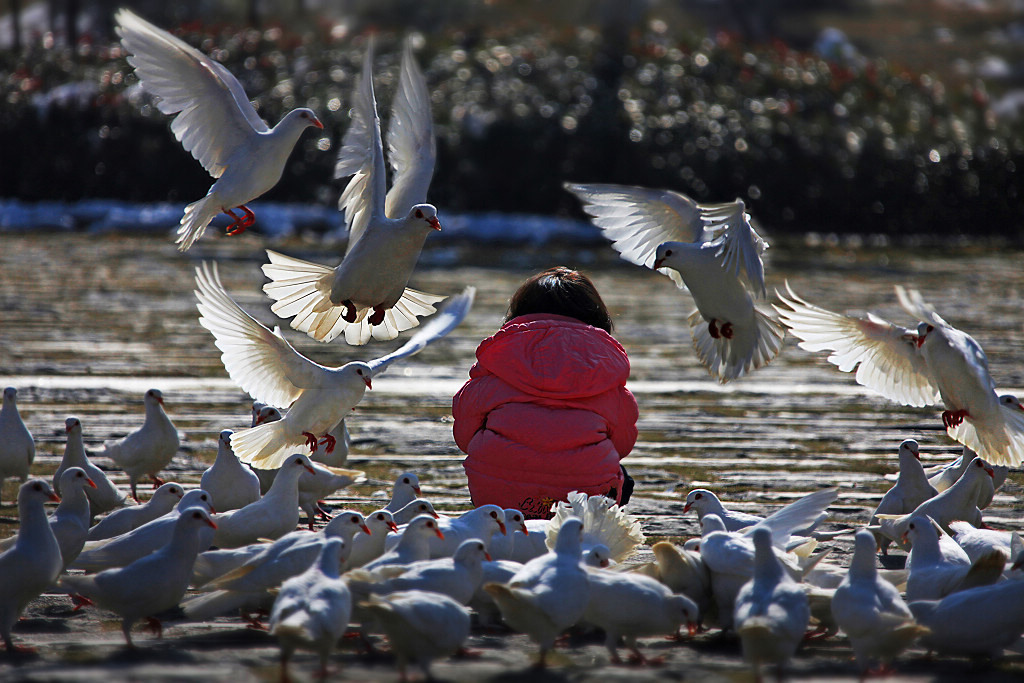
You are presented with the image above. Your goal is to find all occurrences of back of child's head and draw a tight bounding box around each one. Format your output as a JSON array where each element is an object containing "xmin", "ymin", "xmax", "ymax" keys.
[{"xmin": 506, "ymin": 266, "xmax": 613, "ymax": 332}]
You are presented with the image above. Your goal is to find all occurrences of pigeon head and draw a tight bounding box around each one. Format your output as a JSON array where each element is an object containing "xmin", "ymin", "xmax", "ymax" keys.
[
  {"xmin": 343, "ymin": 362, "xmax": 373, "ymax": 390},
  {"xmin": 583, "ymin": 544, "xmax": 611, "ymax": 568},
  {"xmin": 22, "ymin": 479, "xmax": 60, "ymax": 505},
  {"xmin": 898, "ymin": 439, "xmax": 920, "ymax": 460},
  {"xmin": 179, "ymin": 489, "xmax": 215, "ymax": 514},
  {"xmin": 668, "ymin": 594, "xmax": 700, "ymax": 636},
  {"xmin": 653, "ymin": 241, "xmax": 686, "ymax": 270},
  {"xmin": 284, "ymin": 107, "xmax": 324, "ymax": 131},
  {"xmin": 1000, "ymin": 394, "xmax": 1024, "ymax": 411},
  {"xmin": 915, "ymin": 322, "xmax": 934, "ymax": 347},
  {"xmin": 3, "ymin": 386, "xmax": 16, "ymax": 402},
  {"xmin": 368, "ymin": 510, "xmax": 399, "ymax": 533},
  {"xmin": 145, "ymin": 388, "xmax": 165, "ymax": 406},
  {"xmin": 325, "ymin": 510, "xmax": 371, "ymax": 538},
  {"xmin": 395, "ymin": 472, "xmax": 421, "ymax": 495},
  {"xmin": 683, "ymin": 488, "xmax": 720, "ymax": 514},
  {"xmin": 65, "ymin": 417, "xmax": 81, "ymax": 434},
  {"xmin": 60, "ymin": 467, "xmax": 96, "ymax": 491},
  {"xmin": 407, "ymin": 203, "xmax": 441, "ymax": 232},
  {"xmin": 505, "ymin": 509, "xmax": 528, "ymax": 534}
]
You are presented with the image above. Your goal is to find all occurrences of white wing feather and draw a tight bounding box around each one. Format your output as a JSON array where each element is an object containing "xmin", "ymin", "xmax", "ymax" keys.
[
  {"xmin": 385, "ymin": 39, "xmax": 436, "ymax": 218},
  {"xmin": 564, "ymin": 183, "xmax": 708, "ymax": 288},
  {"xmin": 774, "ymin": 284, "xmax": 940, "ymax": 407},
  {"xmin": 115, "ymin": 9, "xmax": 267, "ymax": 179},
  {"xmin": 194, "ymin": 262, "xmax": 325, "ymax": 409},
  {"xmin": 366, "ymin": 287, "xmax": 475, "ymax": 377},
  {"xmin": 701, "ymin": 200, "xmax": 767, "ymax": 298},
  {"xmin": 334, "ymin": 40, "xmax": 386, "ymax": 255}
]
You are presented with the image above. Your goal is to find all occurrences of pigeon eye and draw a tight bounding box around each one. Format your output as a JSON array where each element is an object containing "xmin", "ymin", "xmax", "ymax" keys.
[
  {"xmin": 665, "ymin": 249, "xmax": 673, "ymax": 257},
  {"xmin": 695, "ymin": 493, "xmax": 702, "ymax": 500},
  {"xmin": 192, "ymin": 512, "xmax": 201, "ymax": 519},
  {"xmin": 403, "ymin": 478, "xmax": 410, "ymax": 484},
  {"xmin": 415, "ymin": 209, "xmax": 424, "ymax": 219},
  {"xmin": 32, "ymin": 483, "xmax": 41, "ymax": 491}
]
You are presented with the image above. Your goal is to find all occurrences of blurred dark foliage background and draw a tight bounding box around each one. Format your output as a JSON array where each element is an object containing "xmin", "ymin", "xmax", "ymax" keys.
[{"xmin": 1, "ymin": 0, "xmax": 1023, "ymax": 236}]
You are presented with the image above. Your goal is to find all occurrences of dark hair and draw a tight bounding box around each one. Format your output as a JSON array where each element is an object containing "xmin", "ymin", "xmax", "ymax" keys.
[{"xmin": 505, "ymin": 266, "xmax": 613, "ymax": 332}]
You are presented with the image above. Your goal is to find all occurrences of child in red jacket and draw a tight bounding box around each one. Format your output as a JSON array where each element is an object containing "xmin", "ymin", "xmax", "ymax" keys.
[{"xmin": 452, "ymin": 266, "xmax": 638, "ymax": 519}]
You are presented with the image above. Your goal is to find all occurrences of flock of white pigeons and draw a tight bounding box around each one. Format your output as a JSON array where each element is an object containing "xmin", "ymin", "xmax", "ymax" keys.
[{"xmin": 1, "ymin": 7, "xmax": 1024, "ymax": 681}]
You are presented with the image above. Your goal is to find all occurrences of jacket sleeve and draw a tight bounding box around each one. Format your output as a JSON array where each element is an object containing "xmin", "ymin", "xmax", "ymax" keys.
[
  {"xmin": 607, "ymin": 387, "xmax": 639, "ymax": 459},
  {"xmin": 452, "ymin": 364, "xmax": 500, "ymax": 453}
]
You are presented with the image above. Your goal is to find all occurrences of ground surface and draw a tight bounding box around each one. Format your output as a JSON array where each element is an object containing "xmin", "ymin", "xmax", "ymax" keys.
[{"xmin": 1, "ymin": 231, "xmax": 1023, "ymax": 681}]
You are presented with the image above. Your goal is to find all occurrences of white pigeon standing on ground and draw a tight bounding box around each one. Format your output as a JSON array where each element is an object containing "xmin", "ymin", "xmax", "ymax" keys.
[
  {"xmin": 0, "ymin": 480, "xmax": 62, "ymax": 653},
  {"xmin": 733, "ymin": 527, "xmax": 810, "ymax": 681},
  {"xmin": 195, "ymin": 261, "xmax": 474, "ymax": 468},
  {"xmin": 582, "ymin": 568, "xmax": 700, "ymax": 664},
  {"xmin": 262, "ymin": 39, "xmax": 445, "ymax": 345},
  {"xmin": 909, "ymin": 573, "xmax": 1024, "ymax": 657},
  {"xmin": 39, "ymin": 468, "xmax": 95, "ymax": 571},
  {"xmin": 55, "ymin": 417, "xmax": 131, "ymax": 519},
  {"xmin": 871, "ymin": 439, "xmax": 938, "ymax": 555},
  {"xmin": 636, "ymin": 541, "xmax": 714, "ymax": 626},
  {"xmin": 391, "ymin": 499, "xmax": 439, "ymax": 525},
  {"xmin": 487, "ymin": 509, "xmax": 529, "ymax": 561},
  {"xmin": 775, "ymin": 285, "xmax": 1024, "ymax": 466},
  {"xmin": 928, "ymin": 445, "xmax": 1006, "ymax": 505},
  {"xmin": 87, "ymin": 482, "xmax": 184, "ymax": 541},
  {"xmin": 385, "ymin": 503, "xmax": 506, "ymax": 558},
  {"xmin": 362, "ymin": 515, "xmax": 445, "ymax": 572},
  {"xmin": 60, "ymin": 507, "xmax": 218, "ymax": 646},
  {"xmin": 100, "ymin": 389, "xmax": 180, "ymax": 500},
  {"xmin": 297, "ymin": 462, "xmax": 365, "ymax": 530},
  {"xmin": 360, "ymin": 590, "xmax": 471, "ymax": 681},
  {"xmin": 831, "ymin": 529, "xmax": 928, "ymax": 675},
  {"xmin": 565, "ymin": 183, "xmax": 785, "ymax": 382},
  {"xmin": 484, "ymin": 517, "xmax": 590, "ymax": 667},
  {"xmin": 349, "ymin": 539, "xmax": 489, "ymax": 607},
  {"xmin": 210, "ymin": 453, "xmax": 315, "ymax": 548},
  {"xmin": 345, "ymin": 510, "xmax": 399, "ymax": 570},
  {"xmin": 73, "ymin": 489, "xmax": 215, "ymax": 571},
  {"xmin": 270, "ymin": 537, "xmax": 351, "ymax": 679},
  {"xmin": 114, "ymin": 9, "xmax": 324, "ymax": 251},
  {"xmin": 0, "ymin": 387, "xmax": 34, "ymax": 504},
  {"xmin": 383, "ymin": 472, "xmax": 423, "ymax": 512},
  {"xmin": 903, "ymin": 515, "xmax": 972, "ymax": 601},
  {"xmin": 201, "ymin": 429, "xmax": 261, "ymax": 513}
]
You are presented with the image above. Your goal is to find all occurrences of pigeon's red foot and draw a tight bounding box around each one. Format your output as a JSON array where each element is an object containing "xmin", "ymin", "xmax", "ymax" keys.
[
  {"xmin": 942, "ymin": 409, "xmax": 969, "ymax": 429},
  {"xmin": 319, "ymin": 434, "xmax": 336, "ymax": 454},
  {"xmin": 708, "ymin": 319, "xmax": 721, "ymax": 339},
  {"xmin": 720, "ymin": 322, "xmax": 734, "ymax": 339},
  {"xmin": 341, "ymin": 300, "xmax": 357, "ymax": 323},
  {"xmin": 5, "ymin": 642, "xmax": 37, "ymax": 655},
  {"xmin": 368, "ymin": 306, "xmax": 387, "ymax": 326},
  {"xmin": 302, "ymin": 432, "xmax": 319, "ymax": 451},
  {"xmin": 150, "ymin": 475, "xmax": 165, "ymax": 488},
  {"xmin": 71, "ymin": 594, "xmax": 94, "ymax": 612},
  {"xmin": 225, "ymin": 205, "xmax": 256, "ymax": 236},
  {"xmin": 145, "ymin": 617, "xmax": 163, "ymax": 638}
]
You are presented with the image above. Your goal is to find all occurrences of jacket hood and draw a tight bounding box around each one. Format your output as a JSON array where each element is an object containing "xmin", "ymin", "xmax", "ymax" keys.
[{"xmin": 474, "ymin": 314, "xmax": 631, "ymax": 399}]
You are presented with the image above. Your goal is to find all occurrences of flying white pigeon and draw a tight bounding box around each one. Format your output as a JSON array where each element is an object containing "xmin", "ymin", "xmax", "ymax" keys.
[
  {"xmin": 565, "ymin": 183, "xmax": 785, "ymax": 382},
  {"xmin": 831, "ymin": 529, "xmax": 928, "ymax": 674},
  {"xmin": 194, "ymin": 261, "xmax": 473, "ymax": 469},
  {"xmin": 114, "ymin": 9, "xmax": 324, "ymax": 251},
  {"xmin": 262, "ymin": 39, "xmax": 445, "ymax": 345},
  {"xmin": 0, "ymin": 387, "xmax": 34, "ymax": 504},
  {"xmin": 0, "ymin": 480, "xmax": 62, "ymax": 653},
  {"xmin": 100, "ymin": 388, "xmax": 180, "ymax": 500},
  {"xmin": 775, "ymin": 284, "xmax": 1024, "ymax": 465},
  {"xmin": 270, "ymin": 537, "xmax": 352, "ymax": 679}
]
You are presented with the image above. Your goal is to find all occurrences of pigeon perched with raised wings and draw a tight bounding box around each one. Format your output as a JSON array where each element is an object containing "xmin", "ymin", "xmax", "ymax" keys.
[
  {"xmin": 194, "ymin": 261, "xmax": 473, "ymax": 469},
  {"xmin": 775, "ymin": 284, "xmax": 1024, "ymax": 465},
  {"xmin": 262, "ymin": 39, "xmax": 445, "ymax": 345},
  {"xmin": 114, "ymin": 9, "xmax": 323, "ymax": 251},
  {"xmin": 566, "ymin": 183, "xmax": 784, "ymax": 382}
]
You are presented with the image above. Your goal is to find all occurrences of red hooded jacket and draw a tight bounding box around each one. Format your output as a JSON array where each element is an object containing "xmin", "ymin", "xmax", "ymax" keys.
[{"xmin": 452, "ymin": 313, "xmax": 638, "ymax": 518}]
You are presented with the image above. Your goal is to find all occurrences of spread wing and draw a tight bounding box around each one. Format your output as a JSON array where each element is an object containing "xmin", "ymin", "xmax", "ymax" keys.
[
  {"xmin": 700, "ymin": 200, "xmax": 768, "ymax": 298},
  {"xmin": 115, "ymin": 9, "xmax": 267, "ymax": 179},
  {"xmin": 384, "ymin": 39, "xmax": 436, "ymax": 218},
  {"xmin": 774, "ymin": 284, "xmax": 940, "ymax": 407},
  {"xmin": 194, "ymin": 262, "xmax": 325, "ymax": 410},
  {"xmin": 564, "ymin": 182, "xmax": 709, "ymax": 289},
  {"xmin": 366, "ymin": 287, "xmax": 475, "ymax": 377},
  {"xmin": 334, "ymin": 39, "xmax": 387, "ymax": 256},
  {"xmin": 895, "ymin": 286, "xmax": 950, "ymax": 329}
]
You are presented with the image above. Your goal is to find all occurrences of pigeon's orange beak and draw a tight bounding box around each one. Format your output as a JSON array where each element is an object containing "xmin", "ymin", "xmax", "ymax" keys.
[
  {"xmin": 412, "ymin": 485, "xmax": 422, "ymax": 496},
  {"xmin": 600, "ymin": 558, "xmax": 610, "ymax": 568},
  {"xmin": 683, "ymin": 502, "xmax": 692, "ymax": 513},
  {"xmin": 687, "ymin": 622, "xmax": 698, "ymax": 637},
  {"xmin": 654, "ymin": 257, "xmax": 665, "ymax": 269},
  {"xmin": 49, "ymin": 492, "xmax": 61, "ymax": 503},
  {"xmin": 497, "ymin": 520, "xmax": 507, "ymax": 536},
  {"xmin": 434, "ymin": 528, "xmax": 445, "ymax": 540},
  {"xmin": 985, "ymin": 465, "xmax": 995, "ymax": 478},
  {"xmin": 429, "ymin": 216, "xmax": 441, "ymax": 231},
  {"xmin": 206, "ymin": 518, "xmax": 218, "ymax": 530},
  {"xmin": 311, "ymin": 116, "xmax": 324, "ymax": 130},
  {"xmin": 86, "ymin": 478, "xmax": 97, "ymax": 489},
  {"xmin": 519, "ymin": 522, "xmax": 529, "ymax": 534},
  {"xmin": 363, "ymin": 377, "xmax": 372, "ymax": 390},
  {"xmin": 360, "ymin": 523, "xmax": 372, "ymax": 535},
  {"xmin": 305, "ymin": 464, "xmax": 316, "ymax": 475},
  {"xmin": 386, "ymin": 520, "xmax": 399, "ymax": 533},
  {"xmin": 484, "ymin": 551, "xmax": 493, "ymax": 561}
]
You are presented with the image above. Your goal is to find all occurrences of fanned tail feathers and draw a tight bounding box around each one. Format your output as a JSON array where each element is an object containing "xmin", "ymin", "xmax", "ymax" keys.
[
  {"xmin": 177, "ymin": 195, "xmax": 220, "ymax": 252},
  {"xmin": 545, "ymin": 491, "xmax": 645, "ymax": 562},
  {"xmin": 948, "ymin": 401, "xmax": 1024, "ymax": 467},
  {"xmin": 261, "ymin": 249, "xmax": 446, "ymax": 345},
  {"xmin": 687, "ymin": 303, "xmax": 786, "ymax": 383}
]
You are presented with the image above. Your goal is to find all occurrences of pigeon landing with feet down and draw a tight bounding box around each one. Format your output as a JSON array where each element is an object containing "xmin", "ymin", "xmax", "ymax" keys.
[
  {"xmin": 776, "ymin": 285, "xmax": 1024, "ymax": 465},
  {"xmin": 262, "ymin": 39, "xmax": 445, "ymax": 345},
  {"xmin": 195, "ymin": 261, "xmax": 473, "ymax": 469},
  {"xmin": 114, "ymin": 9, "xmax": 324, "ymax": 251},
  {"xmin": 566, "ymin": 184, "xmax": 785, "ymax": 382}
]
